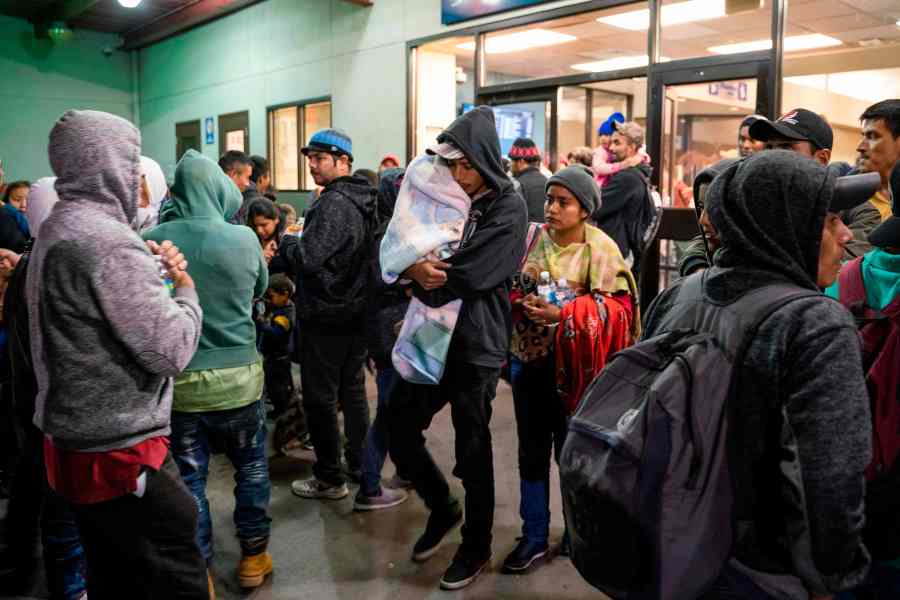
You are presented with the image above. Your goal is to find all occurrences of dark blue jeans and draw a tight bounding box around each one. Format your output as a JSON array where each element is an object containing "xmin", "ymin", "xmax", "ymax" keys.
[
  {"xmin": 171, "ymin": 400, "xmax": 272, "ymax": 563},
  {"xmin": 360, "ymin": 367, "xmax": 399, "ymax": 496}
]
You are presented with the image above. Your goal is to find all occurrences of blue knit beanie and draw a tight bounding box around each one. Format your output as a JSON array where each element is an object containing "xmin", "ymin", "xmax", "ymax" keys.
[
  {"xmin": 597, "ymin": 112, "xmax": 625, "ymax": 136},
  {"xmin": 302, "ymin": 128, "xmax": 353, "ymax": 160}
]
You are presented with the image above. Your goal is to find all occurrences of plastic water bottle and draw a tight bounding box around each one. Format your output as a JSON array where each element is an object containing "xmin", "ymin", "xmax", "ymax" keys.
[
  {"xmin": 556, "ymin": 278, "xmax": 574, "ymax": 306},
  {"xmin": 537, "ymin": 271, "xmax": 555, "ymax": 304},
  {"xmin": 155, "ymin": 255, "xmax": 175, "ymax": 295}
]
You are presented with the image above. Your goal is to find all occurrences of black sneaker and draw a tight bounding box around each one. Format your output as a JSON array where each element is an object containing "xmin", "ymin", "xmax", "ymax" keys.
[
  {"xmin": 440, "ymin": 552, "xmax": 491, "ymax": 590},
  {"xmin": 411, "ymin": 508, "xmax": 463, "ymax": 562},
  {"xmin": 501, "ymin": 537, "xmax": 549, "ymax": 573}
]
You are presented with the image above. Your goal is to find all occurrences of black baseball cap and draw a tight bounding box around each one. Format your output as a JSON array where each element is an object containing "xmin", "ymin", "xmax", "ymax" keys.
[
  {"xmin": 828, "ymin": 170, "xmax": 880, "ymax": 212},
  {"xmin": 749, "ymin": 108, "xmax": 834, "ymax": 151},
  {"xmin": 868, "ymin": 162, "xmax": 900, "ymax": 248}
]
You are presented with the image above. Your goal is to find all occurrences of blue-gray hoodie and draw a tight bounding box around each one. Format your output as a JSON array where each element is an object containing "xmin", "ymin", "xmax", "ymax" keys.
[{"xmin": 27, "ymin": 110, "xmax": 203, "ymax": 452}]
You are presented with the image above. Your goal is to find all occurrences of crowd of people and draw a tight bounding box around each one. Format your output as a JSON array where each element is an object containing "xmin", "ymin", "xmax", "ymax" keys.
[{"xmin": 0, "ymin": 96, "xmax": 897, "ymax": 600}]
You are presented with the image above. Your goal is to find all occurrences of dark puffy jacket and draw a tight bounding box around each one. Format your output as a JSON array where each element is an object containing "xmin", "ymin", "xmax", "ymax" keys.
[
  {"xmin": 279, "ymin": 175, "xmax": 378, "ymax": 331},
  {"xmin": 413, "ymin": 106, "xmax": 528, "ymax": 368},
  {"xmin": 593, "ymin": 162, "xmax": 651, "ymax": 265},
  {"xmin": 515, "ymin": 166, "xmax": 547, "ymax": 223},
  {"xmin": 645, "ymin": 151, "xmax": 871, "ymax": 598},
  {"xmin": 229, "ymin": 183, "xmax": 264, "ymax": 226}
]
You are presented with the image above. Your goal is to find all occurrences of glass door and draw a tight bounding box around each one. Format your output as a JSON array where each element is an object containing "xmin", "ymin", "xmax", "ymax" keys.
[
  {"xmin": 479, "ymin": 89, "xmax": 554, "ymax": 169},
  {"xmin": 643, "ymin": 59, "xmax": 773, "ymax": 302}
]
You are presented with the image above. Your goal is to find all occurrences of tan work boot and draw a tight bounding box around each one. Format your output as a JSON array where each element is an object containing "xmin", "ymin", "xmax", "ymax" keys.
[
  {"xmin": 207, "ymin": 570, "xmax": 216, "ymax": 599},
  {"xmin": 237, "ymin": 551, "xmax": 273, "ymax": 588}
]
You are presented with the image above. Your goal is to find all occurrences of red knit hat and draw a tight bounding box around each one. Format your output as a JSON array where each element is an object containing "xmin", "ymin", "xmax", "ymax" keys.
[{"xmin": 508, "ymin": 137, "xmax": 540, "ymax": 160}]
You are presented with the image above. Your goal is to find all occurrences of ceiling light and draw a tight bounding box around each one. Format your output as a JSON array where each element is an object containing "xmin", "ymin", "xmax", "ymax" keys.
[
  {"xmin": 457, "ymin": 29, "xmax": 576, "ymax": 54},
  {"xmin": 118, "ymin": 0, "xmax": 142, "ymax": 7},
  {"xmin": 707, "ymin": 34, "xmax": 842, "ymax": 54},
  {"xmin": 597, "ymin": 0, "xmax": 726, "ymax": 31},
  {"xmin": 571, "ymin": 55, "xmax": 670, "ymax": 72}
]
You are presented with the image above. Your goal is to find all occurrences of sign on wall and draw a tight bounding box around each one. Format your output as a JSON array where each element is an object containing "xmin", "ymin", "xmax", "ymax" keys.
[
  {"xmin": 204, "ymin": 117, "xmax": 215, "ymax": 145},
  {"xmin": 441, "ymin": 0, "xmax": 555, "ymax": 25}
]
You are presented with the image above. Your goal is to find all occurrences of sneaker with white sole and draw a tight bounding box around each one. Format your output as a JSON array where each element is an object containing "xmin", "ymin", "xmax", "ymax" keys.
[
  {"xmin": 291, "ymin": 478, "xmax": 348, "ymax": 500},
  {"xmin": 353, "ymin": 487, "xmax": 408, "ymax": 511},
  {"xmin": 440, "ymin": 551, "xmax": 491, "ymax": 590}
]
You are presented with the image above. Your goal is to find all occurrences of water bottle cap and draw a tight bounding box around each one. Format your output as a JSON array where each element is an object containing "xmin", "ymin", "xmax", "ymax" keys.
[
  {"xmin": 557, "ymin": 278, "xmax": 568, "ymax": 287},
  {"xmin": 540, "ymin": 271, "xmax": 550, "ymax": 280}
]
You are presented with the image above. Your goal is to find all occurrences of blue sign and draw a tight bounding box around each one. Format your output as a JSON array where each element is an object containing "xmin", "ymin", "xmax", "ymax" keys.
[
  {"xmin": 442, "ymin": 0, "xmax": 554, "ymax": 25},
  {"xmin": 204, "ymin": 117, "xmax": 215, "ymax": 145}
]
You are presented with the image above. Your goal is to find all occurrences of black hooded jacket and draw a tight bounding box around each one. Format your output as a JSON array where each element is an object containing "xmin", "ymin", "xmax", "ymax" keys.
[
  {"xmin": 515, "ymin": 166, "xmax": 547, "ymax": 223},
  {"xmin": 279, "ymin": 174, "xmax": 378, "ymax": 331},
  {"xmin": 415, "ymin": 106, "xmax": 528, "ymax": 368},
  {"xmin": 593, "ymin": 162, "xmax": 652, "ymax": 264},
  {"xmin": 644, "ymin": 151, "xmax": 871, "ymax": 597}
]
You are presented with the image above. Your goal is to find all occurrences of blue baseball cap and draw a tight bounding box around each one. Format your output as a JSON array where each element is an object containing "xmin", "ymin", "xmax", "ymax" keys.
[
  {"xmin": 597, "ymin": 112, "xmax": 625, "ymax": 136},
  {"xmin": 302, "ymin": 128, "xmax": 353, "ymax": 160}
]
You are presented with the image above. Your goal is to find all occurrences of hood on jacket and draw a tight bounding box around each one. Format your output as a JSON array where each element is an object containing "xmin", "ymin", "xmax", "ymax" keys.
[
  {"xmin": 707, "ymin": 150, "xmax": 834, "ymax": 290},
  {"xmin": 377, "ymin": 167, "xmax": 404, "ymax": 222},
  {"xmin": 692, "ymin": 158, "xmax": 738, "ymax": 220},
  {"xmin": 27, "ymin": 177, "xmax": 59, "ymax": 237},
  {"xmin": 324, "ymin": 174, "xmax": 378, "ymax": 222},
  {"xmin": 159, "ymin": 149, "xmax": 242, "ymax": 224},
  {"xmin": 433, "ymin": 106, "xmax": 512, "ymax": 196},
  {"xmin": 140, "ymin": 156, "xmax": 168, "ymax": 210},
  {"xmin": 49, "ymin": 110, "xmax": 141, "ymax": 225}
]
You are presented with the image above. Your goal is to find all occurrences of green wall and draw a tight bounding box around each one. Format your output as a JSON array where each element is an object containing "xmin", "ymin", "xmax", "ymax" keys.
[{"xmin": 0, "ymin": 14, "xmax": 134, "ymax": 183}]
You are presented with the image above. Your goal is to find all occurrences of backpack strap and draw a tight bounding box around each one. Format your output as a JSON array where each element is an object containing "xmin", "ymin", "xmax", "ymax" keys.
[
  {"xmin": 838, "ymin": 257, "xmax": 866, "ymax": 314},
  {"xmin": 519, "ymin": 222, "xmax": 543, "ymax": 270}
]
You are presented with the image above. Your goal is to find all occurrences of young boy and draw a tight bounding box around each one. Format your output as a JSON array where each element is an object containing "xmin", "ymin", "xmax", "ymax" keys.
[{"xmin": 258, "ymin": 274, "xmax": 308, "ymax": 451}]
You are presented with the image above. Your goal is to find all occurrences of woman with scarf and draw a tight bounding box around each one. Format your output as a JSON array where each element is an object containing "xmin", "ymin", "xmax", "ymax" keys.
[{"xmin": 504, "ymin": 165, "xmax": 638, "ymax": 575}]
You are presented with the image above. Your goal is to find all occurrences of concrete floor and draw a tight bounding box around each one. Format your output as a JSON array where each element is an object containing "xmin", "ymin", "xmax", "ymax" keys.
[
  {"xmin": 206, "ymin": 372, "xmax": 605, "ymax": 600},
  {"xmin": 1, "ymin": 371, "xmax": 607, "ymax": 599}
]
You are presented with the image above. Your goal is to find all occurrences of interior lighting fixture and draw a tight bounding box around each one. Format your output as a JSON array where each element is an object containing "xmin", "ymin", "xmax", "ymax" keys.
[
  {"xmin": 708, "ymin": 34, "xmax": 842, "ymax": 54},
  {"xmin": 571, "ymin": 55, "xmax": 669, "ymax": 72},
  {"xmin": 118, "ymin": 0, "xmax": 142, "ymax": 7},
  {"xmin": 597, "ymin": 0, "xmax": 726, "ymax": 31},
  {"xmin": 456, "ymin": 29, "xmax": 576, "ymax": 54}
]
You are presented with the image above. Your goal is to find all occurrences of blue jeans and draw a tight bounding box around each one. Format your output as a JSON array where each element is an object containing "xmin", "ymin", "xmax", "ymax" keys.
[
  {"xmin": 837, "ymin": 560, "xmax": 900, "ymax": 599},
  {"xmin": 360, "ymin": 367, "xmax": 398, "ymax": 496},
  {"xmin": 171, "ymin": 400, "xmax": 272, "ymax": 563}
]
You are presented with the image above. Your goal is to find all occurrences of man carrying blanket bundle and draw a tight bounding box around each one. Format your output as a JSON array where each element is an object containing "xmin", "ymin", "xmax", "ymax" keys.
[{"xmin": 382, "ymin": 106, "xmax": 527, "ymax": 591}]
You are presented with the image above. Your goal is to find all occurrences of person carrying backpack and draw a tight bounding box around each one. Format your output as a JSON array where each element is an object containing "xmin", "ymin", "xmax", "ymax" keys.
[
  {"xmin": 827, "ymin": 161, "xmax": 900, "ymax": 600},
  {"xmin": 561, "ymin": 150, "xmax": 876, "ymax": 600}
]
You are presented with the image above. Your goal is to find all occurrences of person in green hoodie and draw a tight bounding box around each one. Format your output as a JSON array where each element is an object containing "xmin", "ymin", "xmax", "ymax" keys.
[{"xmin": 143, "ymin": 150, "xmax": 273, "ymax": 592}]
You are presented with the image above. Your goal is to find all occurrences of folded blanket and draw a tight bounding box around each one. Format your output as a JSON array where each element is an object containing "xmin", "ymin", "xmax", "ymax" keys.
[{"xmin": 380, "ymin": 155, "xmax": 471, "ymax": 384}]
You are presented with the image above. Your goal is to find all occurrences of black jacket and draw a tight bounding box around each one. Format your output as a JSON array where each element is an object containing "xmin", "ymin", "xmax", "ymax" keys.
[
  {"xmin": 593, "ymin": 163, "xmax": 651, "ymax": 262},
  {"xmin": 229, "ymin": 183, "xmax": 265, "ymax": 226},
  {"xmin": 3, "ymin": 251, "xmax": 37, "ymax": 438},
  {"xmin": 515, "ymin": 167, "xmax": 547, "ymax": 223},
  {"xmin": 279, "ymin": 175, "xmax": 377, "ymax": 331},
  {"xmin": 259, "ymin": 302, "xmax": 295, "ymax": 358},
  {"xmin": 414, "ymin": 106, "xmax": 527, "ymax": 368},
  {"xmin": 644, "ymin": 151, "xmax": 870, "ymax": 597},
  {"xmin": 0, "ymin": 209, "xmax": 28, "ymax": 254}
]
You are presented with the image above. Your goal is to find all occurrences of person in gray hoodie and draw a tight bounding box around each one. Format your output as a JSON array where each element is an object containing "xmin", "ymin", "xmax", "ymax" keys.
[
  {"xmin": 644, "ymin": 150, "xmax": 872, "ymax": 599},
  {"xmin": 26, "ymin": 110, "xmax": 208, "ymax": 599}
]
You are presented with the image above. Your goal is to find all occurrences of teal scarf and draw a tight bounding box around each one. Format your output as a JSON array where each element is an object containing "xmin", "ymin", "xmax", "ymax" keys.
[{"xmin": 862, "ymin": 249, "xmax": 900, "ymax": 311}]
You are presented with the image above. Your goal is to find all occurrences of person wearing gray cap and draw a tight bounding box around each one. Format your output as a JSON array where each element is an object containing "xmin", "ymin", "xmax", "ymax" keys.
[
  {"xmin": 643, "ymin": 151, "xmax": 877, "ymax": 600},
  {"xmin": 504, "ymin": 165, "xmax": 637, "ymax": 574}
]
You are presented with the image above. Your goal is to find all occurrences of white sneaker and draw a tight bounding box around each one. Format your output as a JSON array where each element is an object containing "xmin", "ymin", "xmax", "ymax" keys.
[{"xmin": 291, "ymin": 478, "xmax": 349, "ymax": 500}]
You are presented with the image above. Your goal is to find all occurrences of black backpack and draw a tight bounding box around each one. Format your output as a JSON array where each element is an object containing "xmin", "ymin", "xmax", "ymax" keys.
[{"xmin": 559, "ymin": 272, "xmax": 817, "ymax": 600}]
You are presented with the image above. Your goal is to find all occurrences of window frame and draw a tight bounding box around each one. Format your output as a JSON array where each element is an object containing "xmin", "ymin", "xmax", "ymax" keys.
[{"xmin": 266, "ymin": 96, "xmax": 332, "ymax": 192}]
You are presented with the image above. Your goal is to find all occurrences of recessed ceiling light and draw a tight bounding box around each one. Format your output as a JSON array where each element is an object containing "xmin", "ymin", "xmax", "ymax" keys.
[
  {"xmin": 118, "ymin": 0, "xmax": 142, "ymax": 6},
  {"xmin": 708, "ymin": 34, "xmax": 841, "ymax": 54},
  {"xmin": 571, "ymin": 55, "xmax": 670, "ymax": 72},
  {"xmin": 598, "ymin": 0, "xmax": 726, "ymax": 31},
  {"xmin": 456, "ymin": 29, "xmax": 576, "ymax": 54}
]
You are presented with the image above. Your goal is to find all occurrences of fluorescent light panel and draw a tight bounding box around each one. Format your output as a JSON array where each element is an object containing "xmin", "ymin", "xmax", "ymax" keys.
[
  {"xmin": 571, "ymin": 55, "xmax": 670, "ymax": 72},
  {"xmin": 708, "ymin": 34, "xmax": 842, "ymax": 54},
  {"xmin": 456, "ymin": 29, "xmax": 576, "ymax": 54},
  {"xmin": 597, "ymin": 0, "xmax": 726, "ymax": 31}
]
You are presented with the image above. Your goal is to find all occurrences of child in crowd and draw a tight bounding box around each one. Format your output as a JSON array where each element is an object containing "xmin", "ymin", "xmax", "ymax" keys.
[{"xmin": 258, "ymin": 274, "xmax": 309, "ymax": 452}]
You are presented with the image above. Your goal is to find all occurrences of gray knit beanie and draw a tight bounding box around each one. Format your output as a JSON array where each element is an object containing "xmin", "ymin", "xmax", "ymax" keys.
[{"xmin": 546, "ymin": 165, "xmax": 600, "ymax": 215}]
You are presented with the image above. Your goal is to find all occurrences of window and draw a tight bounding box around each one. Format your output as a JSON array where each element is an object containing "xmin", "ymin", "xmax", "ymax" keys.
[
  {"xmin": 482, "ymin": 4, "xmax": 649, "ymax": 86},
  {"xmin": 267, "ymin": 100, "xmax": 332, "ymax": 192},
  {"xmin": 781, "ymin": 0, "xmax": 900, "ymax": 165},
  {"xmin": 218, "ymin": 111, "xmax": 249, "ymax": 156}
]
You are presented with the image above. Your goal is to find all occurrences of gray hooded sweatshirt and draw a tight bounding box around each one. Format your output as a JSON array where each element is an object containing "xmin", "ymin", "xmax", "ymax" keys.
[{"xmin": 27, "ymin": 110, "xmax": 203, "ymax": 452}]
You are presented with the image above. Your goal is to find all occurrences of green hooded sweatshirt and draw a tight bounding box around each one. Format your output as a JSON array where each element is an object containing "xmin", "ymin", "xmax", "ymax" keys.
[{"xmin": 143, "ymin": 150, "xmax": 268, "ymax": 379}]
